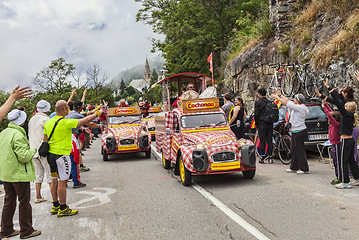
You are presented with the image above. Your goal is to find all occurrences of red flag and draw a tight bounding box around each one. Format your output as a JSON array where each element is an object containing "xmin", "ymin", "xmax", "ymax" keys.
[{"xmin": 207, "ymin": 52, "xmax": 213, "ymax": 73}]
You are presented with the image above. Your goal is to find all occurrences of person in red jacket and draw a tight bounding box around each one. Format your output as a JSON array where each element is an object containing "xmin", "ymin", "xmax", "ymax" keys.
[{"xmin": 118, "ymin": 99, "xmax": 129, "ymax": 108}]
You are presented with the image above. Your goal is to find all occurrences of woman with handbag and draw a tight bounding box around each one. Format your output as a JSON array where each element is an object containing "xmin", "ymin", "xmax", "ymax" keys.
[
  {"xmin": 271, "ymin": 91, "xmax": 310, "ymax": 174},
  {"xmin": 229, "ymin": 97, "xmax": 247, "ymax": 140}
]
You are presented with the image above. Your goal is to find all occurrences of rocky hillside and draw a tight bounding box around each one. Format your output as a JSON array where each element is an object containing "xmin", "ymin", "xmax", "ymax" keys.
[{"xmin": 224, "ymin": 0, "xmax": 359, "ymax": 113}]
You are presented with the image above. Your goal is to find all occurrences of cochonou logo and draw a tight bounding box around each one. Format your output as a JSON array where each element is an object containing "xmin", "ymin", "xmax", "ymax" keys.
[
  {"xmin": 186, "ymin": 101, "xmax": 216, "ymax": 110},
  {"xmin": 114, "ymin": 108, "xmax": 136, "ymax": 114}
]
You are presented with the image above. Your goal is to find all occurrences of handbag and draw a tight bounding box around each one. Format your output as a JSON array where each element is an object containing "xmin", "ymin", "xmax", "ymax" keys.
[{"xmin": 38, "ymin": 118, "xmax": 62, "ymax": 157}]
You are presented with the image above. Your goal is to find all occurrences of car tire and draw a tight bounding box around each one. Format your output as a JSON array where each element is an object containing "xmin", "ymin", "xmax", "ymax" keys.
[
  {"xmin": 103, "ymin": 149, "xmax": 109, "ymax": 161},
  {"xmin": 242, "ymin": 169, "xmax": 256, "ymax": 179},
  {"xmin": 162, "ymin": 152, "xmax": 171, "ymax": 169},
  {"xmin": 145, "ymin": 148, "xmax": 151, "ymax": 158},
  {"xmin": 179, "ymin": 156, "xmax": 192, "ymax": 186}
]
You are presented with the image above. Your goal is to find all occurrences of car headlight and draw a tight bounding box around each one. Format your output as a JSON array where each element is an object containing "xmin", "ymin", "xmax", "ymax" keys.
[
  {"xmin": 141, "ymin": 130, "xmax": 146, "ymax": 135},
  {"xmin": 107, "ymin": 133, "xmax": 114, "ymax": 138},
  {"xmin": 238, "ymin": 138, "xmax": 246, "ymax": 150},
  {"xmin": 196, "ymin": 143, "xmax": 205, "ymax": 149}
]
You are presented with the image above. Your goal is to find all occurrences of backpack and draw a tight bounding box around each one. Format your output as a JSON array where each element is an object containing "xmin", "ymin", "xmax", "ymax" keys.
[{"xmin": 262, "ymin": 101, "xmax": 279, "ymax": 123}]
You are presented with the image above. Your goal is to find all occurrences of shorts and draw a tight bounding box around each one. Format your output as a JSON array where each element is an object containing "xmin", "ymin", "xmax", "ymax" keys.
[
  {"xmin": 47, "ymin": 153, "xmax": 72, "ymax": 181},
  {"xmin": 33, "ymin": 156, "xmax": 52, "ymax": 184}
]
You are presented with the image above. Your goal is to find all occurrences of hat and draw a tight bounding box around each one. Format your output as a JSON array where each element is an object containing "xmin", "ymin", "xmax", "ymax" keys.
[
  {"xmin": 74, "ymin": 100, "xmax": 83, "ymax": 108},
  {"xmin": 37, "ymin": 100, "xmax": 51, "ymax": 113},
  {"xmin": 295, "ymin": 94, "xmax": 305, "ymax": 104},
  {"xmin": 8, "ymin": 109, "xmax": 27, "ymax": 126}
]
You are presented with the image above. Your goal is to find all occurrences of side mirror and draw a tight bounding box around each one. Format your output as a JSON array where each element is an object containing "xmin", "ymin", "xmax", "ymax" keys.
[{"xmin": 165, "ymin": 128, "xmax": 172, "ymax": 135}]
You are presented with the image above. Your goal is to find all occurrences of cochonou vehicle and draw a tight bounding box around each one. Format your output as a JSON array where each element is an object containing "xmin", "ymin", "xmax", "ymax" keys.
[
  {"xmin": 101, "ymin": 107, "xmax": 151, "ymax": 161},
  {"xmin": 141, "ymin": 107, "xmax": 162, "ymax": 141},
  {"xmin": 155, "ymin": 73, "xmax": 256, "ymax": 186}
]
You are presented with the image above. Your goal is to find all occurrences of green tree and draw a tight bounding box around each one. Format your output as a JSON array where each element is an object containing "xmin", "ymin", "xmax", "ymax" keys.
[
  {"xmin": 120, "ymin": 79, "xmax": 126, "ymax": 94},
  {"xmin": 144, "ymin": 85, "xmax": 161, "ymax": 104},
  {"xmin": 34, "ymin": 58, "xmax": 74, "ymax": 96},
  {"xmin": 136, "ymin": 0, "xmax": 267, "ymax": 76},
  {"xmin": 150, "ymin": 69, "xmax": 158, "ymax": 86},
  {"xmin": 125, "ymin": 86, "xmax": 136, "ymax": 96}
]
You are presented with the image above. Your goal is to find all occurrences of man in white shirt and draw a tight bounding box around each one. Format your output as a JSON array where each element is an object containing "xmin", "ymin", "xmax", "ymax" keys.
[{"xmin": 28, "ymin": 100, "xmax": 52, "ymax": 204}]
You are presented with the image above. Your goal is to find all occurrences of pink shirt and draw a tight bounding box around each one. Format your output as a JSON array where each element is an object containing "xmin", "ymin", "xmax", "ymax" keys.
[{"xmin": 323, "ymin": 103, "xmax": 340, "ymax": 144}]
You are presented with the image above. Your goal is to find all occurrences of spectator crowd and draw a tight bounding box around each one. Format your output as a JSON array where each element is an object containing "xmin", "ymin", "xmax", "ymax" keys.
[{"xmin": 0, "ymin": 87, "xmax": 108, "ymax": 239}]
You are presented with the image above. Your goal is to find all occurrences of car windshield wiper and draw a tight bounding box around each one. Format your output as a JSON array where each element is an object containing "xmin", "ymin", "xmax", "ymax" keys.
[
  {"xmin": 214, "ymin": 120, "xmax": 226, "ymax": 126},
  {"xmin": 117, "ymin": 121, "xmax": 129, "ymax": 124},
  {"xmin": 129, "ymin": 119, "xmax": 140, "ymax": 124},
  {"xmin": 197, "ymin": 124, "xmax": 212, "ymax": 128}
]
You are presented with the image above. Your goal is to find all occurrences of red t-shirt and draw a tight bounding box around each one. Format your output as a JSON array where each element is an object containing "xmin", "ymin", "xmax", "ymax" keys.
[{"xmin": 118, "ymin": 104, "xmax": 129, "ymax": 108}]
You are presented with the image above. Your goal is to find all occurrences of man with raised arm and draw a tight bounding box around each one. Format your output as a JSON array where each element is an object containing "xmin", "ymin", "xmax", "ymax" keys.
[{"xmin": 44, "ymin": 100, "xmax": 102, "ymax": 217}]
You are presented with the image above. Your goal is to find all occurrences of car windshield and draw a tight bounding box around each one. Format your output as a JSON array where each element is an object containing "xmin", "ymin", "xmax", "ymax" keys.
[
  {"xmin": 142, "ymin": 112, "xmax": 159, "ymax": 119},
  {"xmin": 306, "ymin": 105, "xmax": 327, "ymax": 120},
  {"xmin": 109, "ymin": 115, "xmax": 140, "ymax": 125},
  {"xmin": 180, "ymin": 113, "xmax": 227, "ymax": 129},
  {"xmin": 278, "ymin": 105, "xmax": 327, "ymax": 121}
]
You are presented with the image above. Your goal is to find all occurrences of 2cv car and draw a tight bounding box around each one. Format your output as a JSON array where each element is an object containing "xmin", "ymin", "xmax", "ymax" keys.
[
  {"xmin": 140, "ymin": 106, "xmax": 162, "ymax": 141},
  {"xmin": 155, "ymin": 73, "xmax": 256, "ymax": 186},
  {"xmin": 101, "ymin": 107, "xmax": 151, "ymax": 161}
]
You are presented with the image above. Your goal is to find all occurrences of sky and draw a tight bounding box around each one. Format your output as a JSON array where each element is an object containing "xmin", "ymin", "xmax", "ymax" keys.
[{"xmin": 0, "ymin": 0, "xmax": 162, "ymax": 92}]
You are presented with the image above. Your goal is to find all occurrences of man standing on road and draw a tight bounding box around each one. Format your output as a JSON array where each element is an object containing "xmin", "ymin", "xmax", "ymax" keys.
[
  {"xmin": 254, "ymin": 88, "xmax": 274, "ymax": 164},
  {"xmin": 44, "ymin": 100, "xmax": 100, "ymax": 217},
  {"xmin": 65, "ymin": 100, "xmax": 102, "ymax": 187},
  {"xmin": 28, "ymin": 100, "xmax": 52, "ymax": 204},
  {"xmin": 221, "ymin": 93, "xmax": 234, "ymax": 121}
]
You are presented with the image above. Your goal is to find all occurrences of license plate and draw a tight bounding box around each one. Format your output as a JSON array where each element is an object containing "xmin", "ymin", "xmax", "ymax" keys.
[
  {"xmin": 308, "ymin": 134, "xmax": 328, "ymax": 140},
  {"xmin": 118, "ymin": 145, "xmax": 137, "ymax": 151},
  {"xmin": 211, "ymin": 161, "xmax": 241, "ymax": 171}
]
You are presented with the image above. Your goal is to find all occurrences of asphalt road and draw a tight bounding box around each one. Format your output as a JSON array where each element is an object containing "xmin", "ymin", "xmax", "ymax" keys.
[{"xmin": 1, "ymin": 138, "xmax": 359, "ymax": 240}]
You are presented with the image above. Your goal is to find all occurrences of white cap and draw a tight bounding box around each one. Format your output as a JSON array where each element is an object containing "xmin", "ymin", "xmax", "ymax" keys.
[
  {"xmin": 37, "ymin": 100, "xmax": 51, "ymax": 113},
  {"xmin": 8, "ymin": 109, "xmax": 27, "ymax": 126}
]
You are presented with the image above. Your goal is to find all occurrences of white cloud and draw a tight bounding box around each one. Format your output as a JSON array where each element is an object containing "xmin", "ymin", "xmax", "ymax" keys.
[{"xmin": 0, "ymin": 0, "xmax": 162, "ymax": 91}]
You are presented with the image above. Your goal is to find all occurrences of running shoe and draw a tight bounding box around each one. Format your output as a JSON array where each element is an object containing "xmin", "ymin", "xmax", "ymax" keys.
[
  {"xmin": 57, "ymin": 206, "xmax": 79, "ymax": 217},
  {"xmin": 351, "ymin": 179, "xmax": 359, "ymax": 186},
  {"xmin": 286, "ymin": 168, "xmax": 297, "ymax": 173},
  {"xmin": 73, "ymin": 183, "xmax": 87, "ymax": 189},
  {"xmin": 268, "ymin": 158, "xmax": 273, "ymax": 164},
  {"xmin": 297, "ymin": 170, "xmax": 310, "ymax": 174},
  {"xmin": 50, "ymin": 206, "xmax": 60, "ymax": 215},
  {"xmin": 79, "ymin": 166, "xmax": 90, "ymax": 172},
  {"xmin": 331, "ymin": 178, "xmax": 341, "ymax": 185},
  {"xmin": 258, "ymin": 156, "xmax": 266, "ymax": 164},
  {"xmin": 335, "ymin": 183, "xmax": 352, "ymax": 189}
]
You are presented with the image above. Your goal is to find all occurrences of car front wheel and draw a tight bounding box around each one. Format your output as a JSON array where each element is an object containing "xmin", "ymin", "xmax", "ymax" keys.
[
  {"xmin": 103, "ymin": 149, "xmax": 109, "ymax": 161},
  {"xmin": 179, "ymin": 156, "xmax": 192, "ymax": 186}
]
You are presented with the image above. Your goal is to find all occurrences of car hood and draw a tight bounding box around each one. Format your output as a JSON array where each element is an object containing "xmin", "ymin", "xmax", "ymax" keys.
[
  {"xmin": 107, "ymin": 126, "xmax": 141, "ymax": 139},
  {"xmin": 142, "ymin": 118, "xmax": 155, "ymax": 128},
  {"xmin": 183, "ymin": 130, "xmax": 237, "ymax": 146}
]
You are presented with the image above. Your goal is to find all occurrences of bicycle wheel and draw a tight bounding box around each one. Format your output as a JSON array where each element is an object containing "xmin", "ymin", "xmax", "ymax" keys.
[
  {"xmin": 266, "ymin": 76, "xmax": 277, "ymax": 100},
  {"xmin": 280, "ymin": 72, "xmax": 293, "ymax": 97},
  {"xmin": 304, "ymin": 72, "xmax": 317, "ymax": 97},
  {"xmin": 278, "ymin": 135, "xmax": 291, "ymax": 165},
  {"xmin": 291, "ymin": 73, "xmax": 301, "ymax": 95}
]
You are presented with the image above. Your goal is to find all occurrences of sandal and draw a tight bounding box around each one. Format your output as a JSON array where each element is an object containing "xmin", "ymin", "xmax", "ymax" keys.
[{"xmin": 34, "ymin": 197, "xmax": 47, "ymax": 204}]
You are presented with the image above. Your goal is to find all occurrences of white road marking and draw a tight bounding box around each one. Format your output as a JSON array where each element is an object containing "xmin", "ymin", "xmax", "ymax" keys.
[
  {"xmin": 151, "ymin": 144, "xmax": 271, "ymax": 240},
  {"xmin": 71, "ymin": 187, "xmax": 117, "ymax": 209}
]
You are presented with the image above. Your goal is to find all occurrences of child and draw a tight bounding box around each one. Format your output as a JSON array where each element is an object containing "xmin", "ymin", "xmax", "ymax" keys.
[
  {"xmin": 330, "ymin": 89, "xmax": 359, "ymax": 189},
  {"xmin": 322, "ymin": 98, "xmax": 341, "ymax": 184}
]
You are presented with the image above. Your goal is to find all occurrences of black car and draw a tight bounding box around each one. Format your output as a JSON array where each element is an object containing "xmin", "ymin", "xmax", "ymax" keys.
[{"xmin": 278, "ymin": 104, "xmax": 328, "ymax": 144}]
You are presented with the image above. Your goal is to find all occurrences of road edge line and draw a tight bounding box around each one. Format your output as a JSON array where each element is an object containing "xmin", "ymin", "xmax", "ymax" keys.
[{"xmin": 151, "ymin": 144, "xmax": 271, "ymax": 240}]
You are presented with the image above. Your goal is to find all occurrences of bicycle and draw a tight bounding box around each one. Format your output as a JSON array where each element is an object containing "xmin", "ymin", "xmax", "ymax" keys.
[
  {"xmin": 290, "ymin": 63, "xmax": 317, "ymax": 98},
  {"xmin": 245, "ymin": 121, "xmax": 292, "ymax": 165},
  {"xmin": 267, "ymin": 63, "xmax": 293, "ymax": 98}
]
